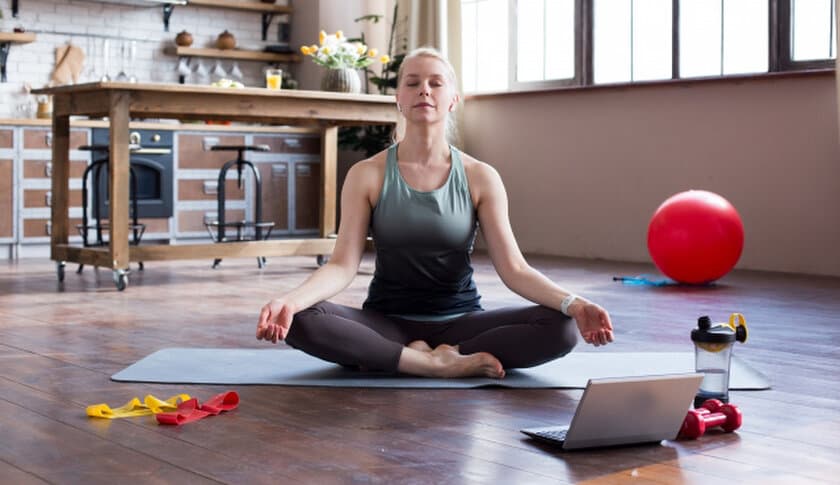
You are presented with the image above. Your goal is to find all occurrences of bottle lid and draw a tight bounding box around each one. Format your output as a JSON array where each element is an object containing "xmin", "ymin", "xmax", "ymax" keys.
[{"xmin": 691, "ymin": 315, "xmax": 737, "ymax": 344}]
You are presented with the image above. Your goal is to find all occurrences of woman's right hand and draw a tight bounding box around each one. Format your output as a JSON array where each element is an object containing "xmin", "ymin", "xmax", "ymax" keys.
[{"xmin": 256, "ymin": 299, "xmax": 297, "ymax": 343}]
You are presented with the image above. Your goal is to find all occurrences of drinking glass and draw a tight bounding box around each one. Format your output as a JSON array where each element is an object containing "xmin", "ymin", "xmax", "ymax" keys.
[{"xmin": 265, "ymin": 68, "xmax": 283, "ymax": 90}]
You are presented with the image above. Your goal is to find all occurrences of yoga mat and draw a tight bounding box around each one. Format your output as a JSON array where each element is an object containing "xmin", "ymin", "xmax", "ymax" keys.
[{"xmin": 112, "ymin": 349, "xmax": 770, "ymax": 390}]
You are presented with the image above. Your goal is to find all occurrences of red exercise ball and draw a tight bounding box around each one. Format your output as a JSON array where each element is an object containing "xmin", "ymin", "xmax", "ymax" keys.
[{"xmin": 647, "ymin": 190, "xmax": 744, "ymax": 284}]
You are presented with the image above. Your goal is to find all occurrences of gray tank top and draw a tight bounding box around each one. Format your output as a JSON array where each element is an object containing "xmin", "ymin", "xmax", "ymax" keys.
[{"xmin": 363, "ymin": 144, "xmax": 483, "ymax": 318}]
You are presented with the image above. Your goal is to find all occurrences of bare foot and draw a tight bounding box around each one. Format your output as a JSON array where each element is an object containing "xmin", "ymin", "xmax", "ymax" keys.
[
  {"xmin": 428, "ymin": 344, "xmax": 505, "ymax": 379},
  {"xmin": 407, "ymin": 340, "xmax": 433, "ymax": 352}
]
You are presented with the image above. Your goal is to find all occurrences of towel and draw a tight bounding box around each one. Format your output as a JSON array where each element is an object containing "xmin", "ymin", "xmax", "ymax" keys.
[{"xmin": 52, "ymin": 44, "xmax": 85, "ymax": 85}]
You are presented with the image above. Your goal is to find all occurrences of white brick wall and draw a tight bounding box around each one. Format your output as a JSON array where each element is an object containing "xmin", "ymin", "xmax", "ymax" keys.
[{"xmin": 0, "ymin": 0, "xmax": 294, "ymax": 115}]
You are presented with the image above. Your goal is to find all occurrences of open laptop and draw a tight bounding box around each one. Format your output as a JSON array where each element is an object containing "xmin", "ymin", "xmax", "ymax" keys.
[{"xmin": 521, "ymin": 373, "xmax": 703, "ymax": 450}]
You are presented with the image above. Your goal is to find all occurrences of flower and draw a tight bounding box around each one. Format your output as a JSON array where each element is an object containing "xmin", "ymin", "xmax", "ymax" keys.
[{"xmin": 301, "ymin": 30, "xmax": 389, "ymax": 70}]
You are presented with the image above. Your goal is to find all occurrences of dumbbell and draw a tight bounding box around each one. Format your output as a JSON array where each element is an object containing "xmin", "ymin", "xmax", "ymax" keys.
[{"xmin": 679, "ymin": 399, "xmax": 742, "ymax": 439}]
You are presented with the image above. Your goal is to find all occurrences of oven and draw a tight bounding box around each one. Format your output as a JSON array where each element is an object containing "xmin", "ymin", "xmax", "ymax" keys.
[{"xmin": 91, "ymin": 128, "xmax": 174, "ymax": 218}]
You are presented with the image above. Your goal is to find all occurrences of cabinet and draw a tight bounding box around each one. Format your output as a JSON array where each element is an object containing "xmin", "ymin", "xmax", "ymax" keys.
[
  {"xmin": 176, "ymin": 133, "xmax": 247, "ymax": 238},
  {"xmin": 0, "ymin": 128, "xmax": 12, "ymax": 240},
  {"xmin": 19, "ymin": 128, "xmax": 89, "ymax": 243},
  {"xmin": 176, "ymin": 131, "xmax": 321, "ymax": 240},
  {"xmin": 253, "ymin": 134, "xmax": 321, "ymax": 235},
  {"xmin": 0, "ymin": 158, "xmax": 12, "ymax": 239},
  {"xmin": 2, "ymin": 122, "xmax": 323, "ymax": 258}
]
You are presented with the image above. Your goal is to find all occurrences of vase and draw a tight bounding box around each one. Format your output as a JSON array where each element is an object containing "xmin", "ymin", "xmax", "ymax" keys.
[{"xmin": 321, "ymin": 68, "xmax": 361, "ymax": 94}]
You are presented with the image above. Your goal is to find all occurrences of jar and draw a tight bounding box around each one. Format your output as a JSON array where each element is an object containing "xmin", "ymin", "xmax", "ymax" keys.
[
  {"xmin": 216, "ymin": 30, "xmax": 236, "ymax": 50},
  {"xmin": 175, "ymin": 30, "xmax": 193, "ymax": 47}
]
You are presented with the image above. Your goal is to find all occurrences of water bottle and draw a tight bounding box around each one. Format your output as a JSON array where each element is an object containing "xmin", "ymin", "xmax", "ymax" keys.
[{"xmin": 691, "ymin": 313, "xmax": 748, "ymax": 408}]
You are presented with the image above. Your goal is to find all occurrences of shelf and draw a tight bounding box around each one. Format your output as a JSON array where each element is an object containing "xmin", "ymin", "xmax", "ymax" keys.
[
  {"xmin": 173, "ymin": 46, "xmax": 300, "ymax": 63},
  {"xmin": 1, "ymin": 33, "xmax": 37, "ymax": 83},
  {"xmin": 187, "ymin": 0, "xmax": 293, "ymax": 14},
  {"xmin": 185, "ymin": 0, "xmax": 292, "ymax": 40},
  {"xmin": 0, "ymin": 33, "xmax": 37, "ymax": 44}
]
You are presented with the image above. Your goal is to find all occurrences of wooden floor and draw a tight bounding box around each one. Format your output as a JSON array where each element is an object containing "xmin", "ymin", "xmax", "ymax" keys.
[{"xmin": 1, "ymin": 252, "xmax": 839, "ymax": 484}]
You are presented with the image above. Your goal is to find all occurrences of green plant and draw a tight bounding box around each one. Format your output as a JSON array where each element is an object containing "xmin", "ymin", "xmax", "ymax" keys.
[{"xmin": 338, "ymin": 4, "xmax": 407, "ymax": 157}]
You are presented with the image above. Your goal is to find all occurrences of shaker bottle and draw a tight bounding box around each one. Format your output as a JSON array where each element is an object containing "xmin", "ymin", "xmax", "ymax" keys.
[{"xmin": 691, "ymin": 313, "xmax": 748, "ymax": 407}]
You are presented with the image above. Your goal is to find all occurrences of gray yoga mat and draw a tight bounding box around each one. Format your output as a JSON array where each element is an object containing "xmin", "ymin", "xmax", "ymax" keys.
[{"xmin": 112, "ymin": 348, "xmax": 770, "ymax": 390}]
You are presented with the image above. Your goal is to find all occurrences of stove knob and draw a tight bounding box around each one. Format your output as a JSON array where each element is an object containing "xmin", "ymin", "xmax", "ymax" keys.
[
  {"xmin": 152, "ymin": 133, "xmax": 161, "ymax": 143},
  {"xmin": 129, "ymin": 131, "xmax": 141, "ymax": 145}
]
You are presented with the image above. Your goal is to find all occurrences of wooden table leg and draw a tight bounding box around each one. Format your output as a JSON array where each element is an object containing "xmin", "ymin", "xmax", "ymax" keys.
[
  {"xmin": 50, "ymin": 114, "xmax": 70, "ymax": 262},
  {"xmin": 319, "ymin": 125, "xmax": 338, "ymax": 238},
  {"xmin": 108, "ymin": 92, "xmax": 131, "ymax": 281}
]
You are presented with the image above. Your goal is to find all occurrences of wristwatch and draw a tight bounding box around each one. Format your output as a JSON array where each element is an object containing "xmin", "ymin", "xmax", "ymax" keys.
[{"xmin": 560, "ymin": 294, "xmax": 579, "ymax": 317}]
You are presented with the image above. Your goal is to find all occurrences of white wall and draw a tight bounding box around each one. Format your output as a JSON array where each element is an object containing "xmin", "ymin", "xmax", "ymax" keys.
[{"xmin": 463, "ymin": 73, "xmax": 840, "ymax": 277}]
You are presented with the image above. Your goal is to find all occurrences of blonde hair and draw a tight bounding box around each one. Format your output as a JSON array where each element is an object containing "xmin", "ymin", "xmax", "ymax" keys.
[{"xmin": 393, "ymin": 47, "xmax": 460, "ymax": 144}]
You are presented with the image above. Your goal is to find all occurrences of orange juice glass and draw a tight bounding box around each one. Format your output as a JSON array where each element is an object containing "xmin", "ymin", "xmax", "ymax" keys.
[{"xmin": 265, "ymin": 68, "xmax": 283, "ymax": 90}]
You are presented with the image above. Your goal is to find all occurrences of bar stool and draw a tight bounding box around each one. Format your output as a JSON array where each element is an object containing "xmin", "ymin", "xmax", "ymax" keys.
[
  {"xmin": 76, "ymin": 144, "xmax": 146, "ymax": 276},
  {"xmin": 204, "ymin": 144, "xmax": 275, "ymax": 269}
]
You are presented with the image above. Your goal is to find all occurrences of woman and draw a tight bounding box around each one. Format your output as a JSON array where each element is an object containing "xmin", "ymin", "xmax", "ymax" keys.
[{"xmin": 256, "ymin": 47, "xmax": 614, "ymax": 379}]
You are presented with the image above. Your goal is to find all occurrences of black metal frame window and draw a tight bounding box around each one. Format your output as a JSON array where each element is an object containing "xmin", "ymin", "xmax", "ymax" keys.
[{"xmin": 460, "ymin": 0, "xmax": 836, "ymax": 94}]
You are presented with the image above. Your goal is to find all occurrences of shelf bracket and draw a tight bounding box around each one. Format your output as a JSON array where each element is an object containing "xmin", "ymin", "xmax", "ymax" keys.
[
  {"xmin": 0, "ymin": 42, "xmax": 11, "ymax": 83},
  {"xmin": 261, "ymin": 13, "xmax": 276, "ymax": 41},
  {"xmin": 163, "ymin": 4, "xmax": 176, "ymax": 32},
  {"xmin": 12, "ymin": 0, "xmax": 19, "ymax": 18}
]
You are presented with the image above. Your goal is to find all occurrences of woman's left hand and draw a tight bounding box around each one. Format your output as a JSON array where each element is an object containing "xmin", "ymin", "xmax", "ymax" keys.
[{"xmin": 569, "ymin": 299, "xmax": 614, "ymax": 346}]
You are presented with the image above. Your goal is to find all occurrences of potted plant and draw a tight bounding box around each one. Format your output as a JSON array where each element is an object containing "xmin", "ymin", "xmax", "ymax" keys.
[{"xmin": 300, "ymin": 30, "xmax": 389, "ymax": 94}]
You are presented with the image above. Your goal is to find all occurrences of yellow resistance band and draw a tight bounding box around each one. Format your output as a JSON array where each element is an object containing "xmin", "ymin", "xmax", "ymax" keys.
[{"xmin": 86, "ymin": 394, "xmax": 191, "ymax": 419}]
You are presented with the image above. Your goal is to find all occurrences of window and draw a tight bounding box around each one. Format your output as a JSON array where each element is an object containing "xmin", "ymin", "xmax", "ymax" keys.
[
  {"xmin": 593, "ymin": 0, "xmax": 673, "ymax": 84},
  {"xmin": 514, "ymin": 0, "xmax": 576, "ymax": 86},
  {"xmin": 791, "ymin": 0, "xmax": 836, "ymax": 61},
  {"xmin": 680, "ymin": 0, "xmax": 768, "ymax": 78},
  {"xmin": 461, "ymin": 0, "xmax": 509, "ymax": 93},
  {"xmin": 460, "ymin": 0, "xmax": 835, "ymax": 94}
]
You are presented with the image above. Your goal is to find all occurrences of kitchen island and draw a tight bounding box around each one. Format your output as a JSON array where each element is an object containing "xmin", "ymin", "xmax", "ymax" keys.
[{"xmin": 33, "ymin": 82, "xmax": 397, "ymax": 290}]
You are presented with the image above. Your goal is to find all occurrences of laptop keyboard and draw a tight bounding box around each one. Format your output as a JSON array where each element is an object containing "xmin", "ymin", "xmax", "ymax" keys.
[{"xmin": 534, "ymin": 428, "xmax": 568, "ymax": 442}]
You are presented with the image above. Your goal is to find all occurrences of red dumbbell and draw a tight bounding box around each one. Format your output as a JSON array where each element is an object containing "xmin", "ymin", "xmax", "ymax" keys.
[{"xmin": 679, "ymin": 399, "xmax": 742, "ymax": 439}]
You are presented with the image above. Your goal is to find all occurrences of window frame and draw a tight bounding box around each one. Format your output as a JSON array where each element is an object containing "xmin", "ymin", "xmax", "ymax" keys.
[
  {"xmin": 482, "ymin": 0, "xmax": 834, "ymax": 93},
  {"xmin": 776, "ymin": 0, "xmax": 836, "ymax": 71},
  {"xmin": 507, "ymin": 0, "xmax": 588, "ymax": 90}
]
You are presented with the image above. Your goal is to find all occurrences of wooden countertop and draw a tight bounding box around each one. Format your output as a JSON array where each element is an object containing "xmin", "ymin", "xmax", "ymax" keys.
[
  {"xmin": 32, "ymin": 81, "xmax": 393, "ymax": 103},
  {"xmin": 32, "ymin": 82, "xmax": 398, "ymax": 126},
  {"xmin": 0, "ymin": 117, "xmax": 320, "ymax": 134}
]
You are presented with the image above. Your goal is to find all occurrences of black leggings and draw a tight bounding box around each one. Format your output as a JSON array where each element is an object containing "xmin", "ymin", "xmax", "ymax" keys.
[{"xmin": 284, "ymin": 301, "xmax": 578, "ymax": 373}]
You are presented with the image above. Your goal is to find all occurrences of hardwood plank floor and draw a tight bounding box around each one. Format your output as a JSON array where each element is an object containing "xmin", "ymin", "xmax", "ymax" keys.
[{"xmin": 1, "ymin": 253, "xmax": 839, "ymax": 484}]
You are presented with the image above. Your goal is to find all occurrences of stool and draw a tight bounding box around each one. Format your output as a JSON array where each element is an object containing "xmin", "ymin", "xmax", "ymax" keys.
[
  {"xmin": 204, "ymin": 145, "xmax": 275, "ymax": 269},
  {"xmin": 76, "ymin": 144, "xmax": 146, "ymax": 274}
]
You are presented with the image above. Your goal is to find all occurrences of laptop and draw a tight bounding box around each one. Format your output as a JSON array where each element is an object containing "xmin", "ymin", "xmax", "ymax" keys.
[{"xmin": 521, "ymin": 373, "xmax": 703, "ymax": 450}]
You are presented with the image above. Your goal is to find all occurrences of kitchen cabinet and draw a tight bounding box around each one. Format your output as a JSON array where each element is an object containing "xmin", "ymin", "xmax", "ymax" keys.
[
  {"xmin": 256, "ymin": 161, "xmax": 288, "ymax": 232},
  {"xmin": 0, "ymin": 128, "xmax": 12, "ymax": 148},
  {"xmin": 177, "ymin": 131, "xmax": 321, "ymax": 240},
  {"xmin": 0, "ymin": 158, "xmax": 12, "ymax": 239},
  {"xmin": 0, "ymin": 127, "xmax": 12, "ymax": 240},
  {"xmin": 1, "ymin": 120, "xmax": 330, "ymax": 261},
  {"xmin": 176, "ymin": 132, "xmax": 247, "ymax": 238},
  {"xmin": 253, "ymin": 134, "xmax": 321, "ymax": 235},
  {"xmin": 19, "ymin": 128, "xmax": 89, "ymax": 243},
  {"xmin": 294, "ymin": 162, "xmax": 320, "ymax": 231}
]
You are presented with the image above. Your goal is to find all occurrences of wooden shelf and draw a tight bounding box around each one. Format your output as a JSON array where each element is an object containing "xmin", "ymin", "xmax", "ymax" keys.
[
  {"xmin": 183, "ymin": 1, "xmax": 293, "ymax": 42},
  {"xmin": 1, "ymin": 33, "xmax": 37, "ymax": 82},
  {"xmin": 0, "ymin": 32, "xmax": 37, "ymax": 44},
  {"xmin": 173, "ymin": 46, "xmax": 300, "ymax": 63},
  {"xmin": 187, "ymin": 0, "xmax": 293, "ymax": 14}
]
